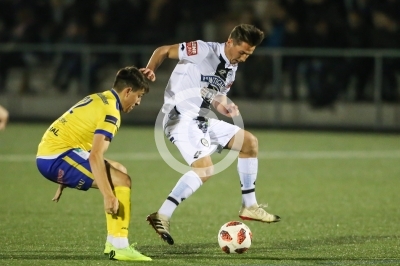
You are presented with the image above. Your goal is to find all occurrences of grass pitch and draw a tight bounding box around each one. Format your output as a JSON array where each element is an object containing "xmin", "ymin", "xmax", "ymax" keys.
[{"xmin": 0, "ymin": 123, "xmax": 399, "ymax": 265}]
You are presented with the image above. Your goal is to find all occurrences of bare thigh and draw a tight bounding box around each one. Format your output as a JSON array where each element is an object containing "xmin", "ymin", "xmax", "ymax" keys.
[{"xmin": 91, "ymin": 158, "xmax": 131, "ymax": 188}]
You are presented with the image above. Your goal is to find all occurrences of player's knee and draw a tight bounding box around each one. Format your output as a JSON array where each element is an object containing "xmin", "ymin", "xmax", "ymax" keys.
[
  {"xmin": 244, "ymin": 133, "xmax": 258, "ymax": 156},
  {"xmin": 205, "ymin": 164, "xmax": 214, "ymax": 177},
  {"xmin": 113, "ymin": 162, "xmax": 128, "ymax": 174},
  {"xmin": 192, "ymin": 164, "xmax": 214, "ymax": 182},
  {"xmin": 124, "ymin": 174, "xmax": 132, "ymax": 188},
  {"xmin": 110, "ymin": 170, "xmax": 131, "ymax": 188},
  {"xmin": 202, "ymin": 165, "xmax": 215, "ymax": 182},
  {"xmin": 117, "ymin": 173, "xmax": 131, "ymax": 188}
]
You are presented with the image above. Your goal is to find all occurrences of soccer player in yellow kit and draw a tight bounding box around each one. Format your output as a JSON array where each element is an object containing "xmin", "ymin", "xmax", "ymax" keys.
[{"xmin": 36, "ymin": 66, "xmax": 151, "ymax": 261}]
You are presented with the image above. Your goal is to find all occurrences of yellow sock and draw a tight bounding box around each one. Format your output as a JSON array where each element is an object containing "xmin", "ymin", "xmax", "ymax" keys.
[
  {"xmin": 105, "ymin": 211, "xmax": 114, "ymax": 239},
  {"xmin": 113, "ymin": 186, "xmax": 131, "ymax": 238}
]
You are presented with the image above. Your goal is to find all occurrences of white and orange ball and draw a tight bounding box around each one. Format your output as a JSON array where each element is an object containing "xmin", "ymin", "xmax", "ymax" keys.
[{"xmin": 217, "ymin": 221, "xmax": 252, "ymax": 254}]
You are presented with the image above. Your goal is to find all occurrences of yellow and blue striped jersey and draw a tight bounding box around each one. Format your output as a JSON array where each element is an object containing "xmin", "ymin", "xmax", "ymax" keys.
[{"xmin": 37, "ymin": 90, "xmax": 122, "ymax": 157}]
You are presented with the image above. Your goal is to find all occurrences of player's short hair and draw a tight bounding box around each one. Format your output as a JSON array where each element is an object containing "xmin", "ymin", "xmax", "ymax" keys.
[
  {"xmin": 113, "ymin": 66, "xmax": 149, "ymax": 93},
  {"xmin": 229, "ymin": 24, "xmax": 264, "ymax": 47}
]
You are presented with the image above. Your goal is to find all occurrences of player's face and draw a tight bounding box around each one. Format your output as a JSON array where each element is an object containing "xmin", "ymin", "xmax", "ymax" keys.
[
  {"xmin": 226, "ymin": 39, "xmax": 256, "ymax": 64},
  {"xmin": 122, "ymin": 88, "xmax": 145, "ymax": 113}
]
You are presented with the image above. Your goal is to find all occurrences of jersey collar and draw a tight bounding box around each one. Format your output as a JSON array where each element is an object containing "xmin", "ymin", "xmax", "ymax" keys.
[
  {"xmin": 110, "ymin": 89, "xmax": 123, "ymax": 111},
  {"xmin": 220, "ymin": 42, "xmax": 236, "ymax": 67}
]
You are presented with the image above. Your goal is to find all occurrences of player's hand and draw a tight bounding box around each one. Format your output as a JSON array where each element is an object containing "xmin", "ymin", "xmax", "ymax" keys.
[
  {"xmin": 0, "ymin": 119, "xmax": 7, "ymax": 131},
  {"xmin": 52, "ymin": 184, "xmax": 66, "ymax": 202},
  {"xmin": 0, "ymin": 105, "xmax": 9, "ymax": 131},
  {"xmin": 200, "ymin": 87, "xmax": 218, "ymax": 103},
  {"xmin": 104, "ymin": 195, "xmax": 119, "ymax": 215},
  {"xmin": 139, "ymin": 68, "xmax": 156, "ymax": 82},
  {"xmin": 225, "ymin": 103, "xmax": 240, "ymax": 117}
]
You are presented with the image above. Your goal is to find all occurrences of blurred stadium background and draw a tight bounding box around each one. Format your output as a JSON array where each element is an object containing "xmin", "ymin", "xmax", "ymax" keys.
[{"xmin": 1, "ymin": 0, "xmax": 400, "ymax": 131}]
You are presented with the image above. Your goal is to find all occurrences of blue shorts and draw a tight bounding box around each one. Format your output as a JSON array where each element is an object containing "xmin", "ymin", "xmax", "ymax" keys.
[{"xmin": 36, "ymin": 148, "xmax": 95, "ymax": 191}]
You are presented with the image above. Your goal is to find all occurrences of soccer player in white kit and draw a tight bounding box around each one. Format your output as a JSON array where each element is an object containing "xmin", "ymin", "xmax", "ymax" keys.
[{"xmin": 141, "ymin": 24, "xmax": 281, "ymax": 245}]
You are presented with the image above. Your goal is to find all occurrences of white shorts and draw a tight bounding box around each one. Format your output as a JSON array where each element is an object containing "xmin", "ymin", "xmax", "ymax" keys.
[{"xmin": 163, "ymin": 114, "xmax": 241, "ymax": 165}]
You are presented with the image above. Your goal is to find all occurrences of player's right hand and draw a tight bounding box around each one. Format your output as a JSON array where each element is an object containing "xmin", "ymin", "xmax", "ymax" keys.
[
  {"xmin": 200, "ymin": 87, "xmax": 218, "ymax": 103},
  {"xmin": 104, "ymin": 195, "xmax": 119, "ymax": 215},
  {"xmin": 139, "ymin": 68, "xmax": 156, "ymax": 82}
]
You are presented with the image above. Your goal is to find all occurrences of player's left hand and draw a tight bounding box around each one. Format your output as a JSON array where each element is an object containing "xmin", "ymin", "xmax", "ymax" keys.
[
  {"xmin": 0, "ymin": 119, "xmax": 7, "ymax": 131},
  {"xmin": 0, "ymin": 105, "xmax": 9, "ymax": 131},
  {"xmin": 52, "ymin": 184, "xmax": 66, "ymax": 202},
  {"xmin": 139, "ymin": 68, "xmax": 156, "ymax": 82},
  {"xmin": 225, "ymin": 103, "xmax": 240, "ymax": 117}
]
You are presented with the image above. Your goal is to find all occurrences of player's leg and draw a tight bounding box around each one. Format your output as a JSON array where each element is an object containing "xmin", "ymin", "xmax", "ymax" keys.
[
  {"xmin": 226, "ymin": 129, "xmax": 259, "ymax": 207},
  {"xmin": 54, "ymin": 157, "xmax": 132, "ymax": 252},
  {"xmin": 96, "ymin": 158, "xmax": 127, "ymax": 255},
  {"xmin": 36, "ymin": 150, "xmax": 150, "ymax": 261},
  {"xmin": 92, "ymin": 159, "xmax": 127, "ymax": 255},
  {"xmin": 95, "ymin": 158, "xmax": 151, "ymax": 261},
  {"xmin": 226, "ymin": 128, "xmax": 281, "ymax": 223},
  {"xmin": 147, "ymin": 156, "xmax": 212, "ymax": 245},
  {"xmin": 157, "ymin": 154, "xmax": 213, "ymax": 215},
  {"xmin": 147, "ymin": 119, "xmax": 214, "ymax": 245}
]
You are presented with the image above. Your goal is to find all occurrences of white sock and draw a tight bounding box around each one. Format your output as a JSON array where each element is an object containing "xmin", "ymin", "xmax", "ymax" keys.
[
  {"xmin": 159, "ymin": 170, "xmax": 203, "ymax": 218},
  {"xmin": 106, "ymin": 235, "xmax": 113, "ymax": 244},
  {"xmin": 112, "ymin": 237, "xmax": 129, "ymax": 249},
  {"xmin": 238, "ymin": 158, "xmax": 258, "ymax": 207}
]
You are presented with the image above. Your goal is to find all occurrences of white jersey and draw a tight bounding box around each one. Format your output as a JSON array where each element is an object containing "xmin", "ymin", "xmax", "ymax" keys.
[{"xmin": 162, "ymin": 40, "xmax": 237, "ymax": 118}]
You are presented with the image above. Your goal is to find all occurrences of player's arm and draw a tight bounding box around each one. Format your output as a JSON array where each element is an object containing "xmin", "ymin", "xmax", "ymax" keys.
[
  {"xmin": 89, "ymin": 133, "xmax": 119, "ymax": 214},
  {"xmin": 213, "ymin": 94, "xmax": 240, "ymax": 118},
  {"xmin": 140, "ymin": 44, "xmax": 180, "ymax": 82},
  {"xmin": 0, "ymin": 104, "xmax": 9, "ymax": 131}
]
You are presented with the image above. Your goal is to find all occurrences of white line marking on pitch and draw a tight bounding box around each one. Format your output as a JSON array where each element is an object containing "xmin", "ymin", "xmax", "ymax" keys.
[{"xmin": 2, "ymin": 150, "xmax": 400, "ymax": 162}]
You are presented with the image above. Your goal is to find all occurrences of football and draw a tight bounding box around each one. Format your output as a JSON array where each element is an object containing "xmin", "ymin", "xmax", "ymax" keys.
[{"xmin": 217, "ymin": 221, "xmax": 252, "ymax": 254}]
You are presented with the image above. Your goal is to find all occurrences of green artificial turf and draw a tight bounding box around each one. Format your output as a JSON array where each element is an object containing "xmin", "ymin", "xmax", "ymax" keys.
[{"xmin": 0, "ymin": 123, "xmax": 399, "ymax": 265}]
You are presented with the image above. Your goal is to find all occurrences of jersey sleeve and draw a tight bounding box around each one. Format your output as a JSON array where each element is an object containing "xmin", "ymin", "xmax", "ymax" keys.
[
  {"xmin": 178, "ymin": 40, "xmax": 209, "ymax": 64},
  {"xmin": 94, "ymin": 107, "xmax": 120, "ymax": 140}
]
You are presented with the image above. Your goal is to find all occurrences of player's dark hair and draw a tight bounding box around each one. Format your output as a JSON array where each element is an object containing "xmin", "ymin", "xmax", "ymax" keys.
[
  {"xmin": 229, "ymin": 24, "xmax": 264, "ymax": 47},
  {"xmin": 113, "ymin": 66, "xmax": 149, "ymax": 93}
]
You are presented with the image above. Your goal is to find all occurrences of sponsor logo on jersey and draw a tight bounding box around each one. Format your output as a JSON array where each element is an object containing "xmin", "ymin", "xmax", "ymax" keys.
[
  {"xmin": 76, "ymin": 179, "xmax": 86, "ymax": 190},
  {"xmin": 186, "ymin": 41, "xmax": 198, "ymax": 56},
  {"xmin": 225, "ymin": 71, "xmax": 234, "ymax": 88},
  {"xmin": 200, "ymin": 138, "xmax": 209, "ymax": 147},
  {"xmin": 201, "ymin": 74, "xmax": 225, "ymax": 91},
  {"xmin": 194, "ymin": 151, "xmax": 202, "ymax": 159},
  {"xmin": 218, "ymin": 69, "xmax": 227, "ymax": 78},
  {"xmin": 57, "ymin": 169, "xmax": 64, "ymax": 183},
  {"xmin": 58, "ymin": 117, "xmax": 67, "ymax": 125},
  {"xmin": 96, "ymin": 92, "xmax": 109, "ymax": 105},
  {"xmin": 226, "ymin": 70, "xmax": 233, "ymax": 80},
  {"xmin": 49, "ymin": 126, "xmax": 59, "ymax": 136}
]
